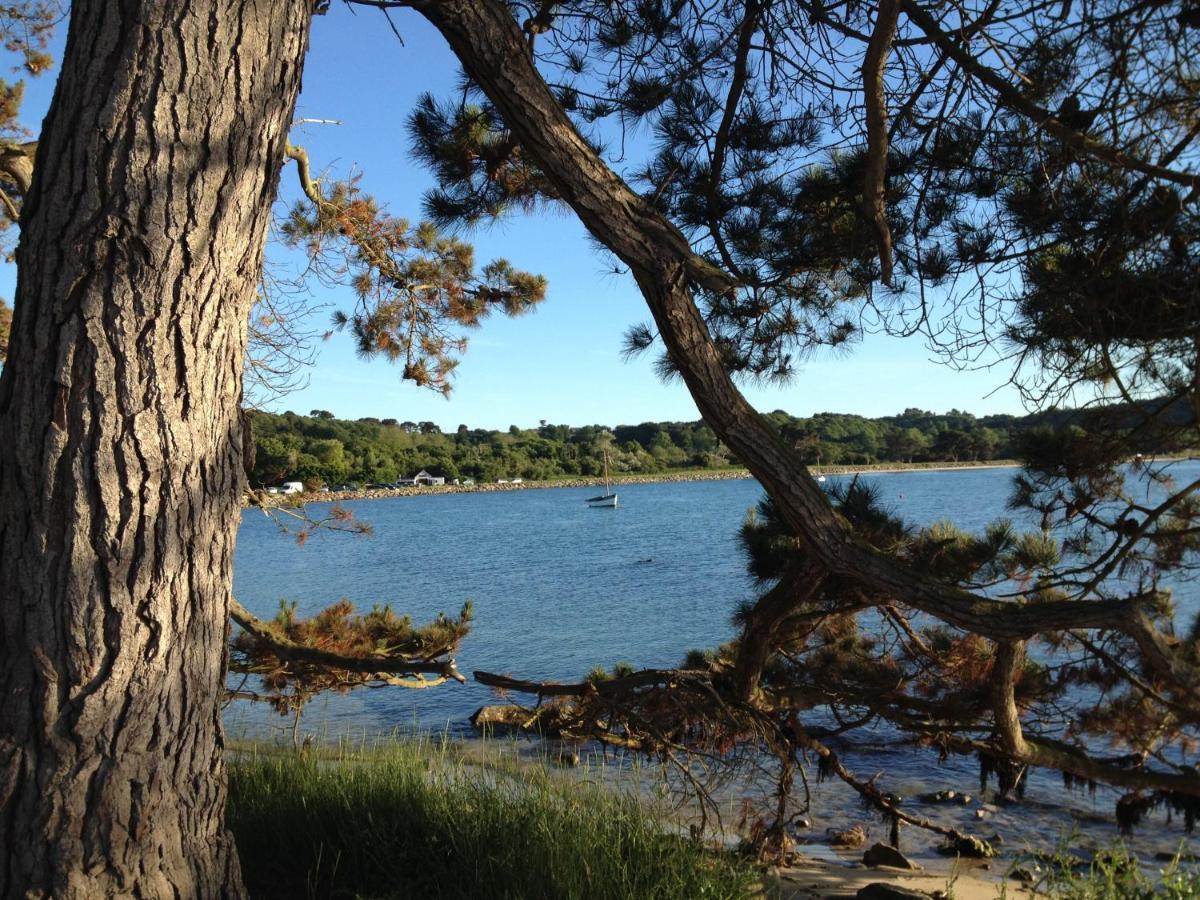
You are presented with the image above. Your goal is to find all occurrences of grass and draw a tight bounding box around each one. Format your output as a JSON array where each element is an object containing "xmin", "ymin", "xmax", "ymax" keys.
[
  {"xmin": 226, "ymin": 736, "xmax": 758, "ymax": 900},
  {"xmin": 1003, "ymin": 840, "xmax": 1200, "ymax": 899}
]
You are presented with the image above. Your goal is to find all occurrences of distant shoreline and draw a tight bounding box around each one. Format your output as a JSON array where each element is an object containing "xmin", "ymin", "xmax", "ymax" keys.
[{"xmin": 247, "ymin": 459, "xmax": 1030, "ymax": 506}]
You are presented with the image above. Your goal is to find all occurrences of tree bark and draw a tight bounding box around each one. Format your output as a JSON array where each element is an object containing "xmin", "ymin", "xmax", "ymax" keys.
[{"xmin": 0, "ymin": 2, "xmax": 312, "ymax": 897}]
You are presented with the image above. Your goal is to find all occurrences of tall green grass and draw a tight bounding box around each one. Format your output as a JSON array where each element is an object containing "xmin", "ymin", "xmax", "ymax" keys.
[{"xmin": 226, "ymin": 738, "xmax": 757, "ymax": 900}]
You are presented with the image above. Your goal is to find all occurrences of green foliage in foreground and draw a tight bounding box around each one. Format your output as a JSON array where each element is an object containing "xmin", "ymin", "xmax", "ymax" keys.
[
  {"xmin": 226, "ymin": 739, "xmax": 757, "ymax": 900},
  {"xmin": 1007, "ymin": 842, "xmax": 1200, "ymax": 899}
]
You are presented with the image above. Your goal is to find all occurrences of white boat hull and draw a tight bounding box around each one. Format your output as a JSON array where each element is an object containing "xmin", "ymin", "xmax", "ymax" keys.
[{"xmin": 587, "ymin": 494, "xmax": 618, "ymax": 508}]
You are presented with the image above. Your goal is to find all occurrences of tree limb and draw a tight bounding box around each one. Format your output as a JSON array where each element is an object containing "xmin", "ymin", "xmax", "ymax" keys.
[
  {"xmin": 990, "ymin": 639, "xmax": 1029, "ymax": 758},
  {"xmin": 731, "ymin": 561, "xmax": 825, "ymax": 701},
  {"xmin": 798, "ymin": 730, "xmax": 995, "ymax": 854},
  {"xmin": 899, "ymin": 0, "xmax": 1198, "ymax": 191},
  {"xmin": 861, "ymin": 0, "xmax": 901, "ymax": 286},
  {"xmin": 285, "ymin": 142, "xmax": 328, "ymax": 209},
  {"xmin": 229, "ymin": 597, "xmax": 466, "ymax": 683},
  {"xmin": 405, "ymin": 0, "xmax": 1177, "ymax": 648}
]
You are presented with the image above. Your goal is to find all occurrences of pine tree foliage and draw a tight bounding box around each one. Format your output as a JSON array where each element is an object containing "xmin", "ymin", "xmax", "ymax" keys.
[
  {"xmin": 410, "ymin": 0, "xmax": 1198, "ymax": 401},
  {"xmin": 229, "ymin": 599, "xmax": 473, "ymax": 731},
  {"xmin": 382, "ymin": 0, "xmax": 1200, "ymax": 851},
  {"xmin": 408, "ymin": 92, "xmax": 564, "ymax": 227},
  {"xmin": 735, "ymin": 481, "xmax": 1197, "ymax": 780},
  {"xmin": 280, "ymin": 172, "xmax": 547, "ymax": 396}
]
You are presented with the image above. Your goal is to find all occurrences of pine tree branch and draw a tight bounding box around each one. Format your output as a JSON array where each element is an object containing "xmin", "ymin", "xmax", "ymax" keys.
[
  {"xmin": 990, "ymin": 639, "xmax": 1030, "ymax": 758},
  {"xmin": 730, "ymin": 560, "xmax": 825, "ymax": 701},
  {"xmin": 861, "ymin": 0, "xmax": 901, "ymax": 286},
  {"xmin": 404, "ymin": 0, "xmax": 1178, "ymax": 648},
  {"xmin": 228, "ymin": 597, "xmax": 466, "ymax": 683},
  {"xmin": 474, "ymin": 667, "xmax": 682, "ymax": 697},
  {"xmin": 899, "ymin": 0, "xmax": 1199, "ymax": 191},
  {"xmin": 797, "ymin": 730, "xmax": 995, "ymax": 854},
  {"xmin": 0, "ymin": 139, "xmax": 37, "ymax": 193},
  {"xmin": 705, "ymin": 0, "xmax": 760, "ymax": 280},
  {"xmin": 0, "ymin": 140, "xmax": 38, "ymax": 224},
  {"xmin": 285, "ymin": 142, "xmax": 328, "ymax": 210}
]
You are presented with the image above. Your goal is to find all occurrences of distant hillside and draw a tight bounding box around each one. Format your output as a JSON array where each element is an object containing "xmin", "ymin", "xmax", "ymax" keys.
[{"xmin": 246, "ymin": 401, "xmax": 1196, "ymax": 488}]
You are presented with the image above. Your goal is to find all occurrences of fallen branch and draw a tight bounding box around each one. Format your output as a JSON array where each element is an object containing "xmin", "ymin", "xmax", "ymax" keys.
[
  {"xmin": 799, "ymin": 731, "xmax": 995, "ymax": 856},
  {"xmin": 474, "ymin": 667, "xmax": 682, "ymax": 696}
]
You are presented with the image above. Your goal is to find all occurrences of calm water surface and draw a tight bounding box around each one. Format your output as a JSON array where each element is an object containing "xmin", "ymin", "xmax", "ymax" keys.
[{"xmin": 228, "ymin": 461, "xmax": 1200, "ymax": 859}]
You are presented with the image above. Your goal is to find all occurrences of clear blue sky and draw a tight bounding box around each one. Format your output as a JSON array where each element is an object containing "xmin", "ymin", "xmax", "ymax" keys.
[{"xmin": 4, "ymin": 6, "xmax": 1027, "ymax": 431}]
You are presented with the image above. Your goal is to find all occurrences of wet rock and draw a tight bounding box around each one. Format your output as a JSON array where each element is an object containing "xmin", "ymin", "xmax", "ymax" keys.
[
  {"xmin": 936, "ymin": 835, "xmax": 996, "ymax": 859},
  {"xmin": 919, "ymin": 789, "xmax": 975, "ymax": 806},
  {"xmin": 919, "ymin": 790, "xmax": 957, "ymax": 803},
  {"xmin": 1010, "ymin": 866, "xmax": 1039, "ymax": 883},
  {"xmin": 1031, "ymin": 849, "xmax": 1085, "ymax": 869},
  {"xmin": 792, "ymin": 817, "xmax": 811, "ymax": 829},
  {"xmin": 863, "ymin": 842, "xmax": 920, "ymax": 870},
  {"xmin": 828, "ymin": 824, "xmax": 868, "ymax": 848},
  {"xmin": 856, "ymin": 884, "xmax": 931, "ymax": 900}
]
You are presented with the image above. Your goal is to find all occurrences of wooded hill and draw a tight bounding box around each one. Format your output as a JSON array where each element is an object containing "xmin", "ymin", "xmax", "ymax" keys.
[{"xmin": 248, "ymin": 401, "xmax": 1195, "ymax": 487}]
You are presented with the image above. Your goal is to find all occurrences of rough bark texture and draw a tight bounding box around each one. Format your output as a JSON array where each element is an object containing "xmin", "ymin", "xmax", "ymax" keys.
[{"xmin": 0, "ymin": 2, "xmax": 312, "ymax": 897}]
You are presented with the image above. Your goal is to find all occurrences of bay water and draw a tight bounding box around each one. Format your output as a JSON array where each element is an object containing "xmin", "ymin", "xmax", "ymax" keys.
[{"xmin": 228, "ymin": 461, "xmax": 1200, "ymax": 861}]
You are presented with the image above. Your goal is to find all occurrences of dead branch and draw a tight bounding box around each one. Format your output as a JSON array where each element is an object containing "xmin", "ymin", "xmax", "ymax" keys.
[{"xmin": 798, "ymin": 731, "xmax": 995, "ymax": 856}]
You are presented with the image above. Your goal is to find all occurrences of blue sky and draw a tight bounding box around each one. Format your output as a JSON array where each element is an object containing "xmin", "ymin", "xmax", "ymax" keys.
[{"xmin": 4, "ymin": 6, "xmax": 1028, "ymax": 430}]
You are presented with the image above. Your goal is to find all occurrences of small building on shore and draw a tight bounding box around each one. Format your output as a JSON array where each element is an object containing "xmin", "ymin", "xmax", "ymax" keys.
[{"xmin": 413, "ymin": 469, "xmax": 445, "ymax": 486}]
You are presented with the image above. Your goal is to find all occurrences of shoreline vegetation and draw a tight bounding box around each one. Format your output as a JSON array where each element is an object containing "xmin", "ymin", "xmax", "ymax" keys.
[
  {"xmin": 244, "ymin": 455, "xmax": 1200, "ymax": 505},
  {"xmin": 225, "ymin": 735, "xmax": 1200, "ymax": 899},
  {"xmin": 247, "ymin": 459, "xmax": 1031, "ymax": 505},
  {"xmin": 226, "ymin": 736, "xmax": 758, "ymax": 900},
  {"xmin": 247, "ymin": 405, "xmax": 1196, "ymax": 501}
]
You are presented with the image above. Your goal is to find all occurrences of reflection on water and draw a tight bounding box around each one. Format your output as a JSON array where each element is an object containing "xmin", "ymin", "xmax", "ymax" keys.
[{"xmin": 228, "ymin": 461, "xmax": 1200, "ymax": 860}]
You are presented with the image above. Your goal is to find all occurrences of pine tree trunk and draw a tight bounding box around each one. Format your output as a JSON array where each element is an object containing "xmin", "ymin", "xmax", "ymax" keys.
[{"xmin": 0, "ymin": 2, "xmax": 311, "ymax": 896}]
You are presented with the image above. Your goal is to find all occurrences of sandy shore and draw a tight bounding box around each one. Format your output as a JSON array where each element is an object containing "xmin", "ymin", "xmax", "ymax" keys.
[{"xmin": 769, "ymin": 854, "xmax": 1008, "ymax": 899}]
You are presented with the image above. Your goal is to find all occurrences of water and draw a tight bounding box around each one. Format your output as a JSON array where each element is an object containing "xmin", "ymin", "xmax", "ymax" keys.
[{"xmin": 228, "ymin": 461, "xmax": 1200, "ymax": 861}]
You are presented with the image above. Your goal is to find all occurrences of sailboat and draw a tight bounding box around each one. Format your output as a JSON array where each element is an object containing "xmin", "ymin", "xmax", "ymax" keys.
[{"xmin": 586, "ymin": 450, "xmax": 618, "ymax": 508}]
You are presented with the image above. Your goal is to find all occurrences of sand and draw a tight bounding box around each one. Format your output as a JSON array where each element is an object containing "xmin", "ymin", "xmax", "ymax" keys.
[{"xmin": 766, "ymin": 854, "xmax": 1014, "ymax": 899}]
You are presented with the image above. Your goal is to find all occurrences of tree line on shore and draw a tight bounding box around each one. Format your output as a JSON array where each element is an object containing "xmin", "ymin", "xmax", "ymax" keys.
[{"xmin": 248, "ymin": 401, "xmax": 1192, "ymax": 487}]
